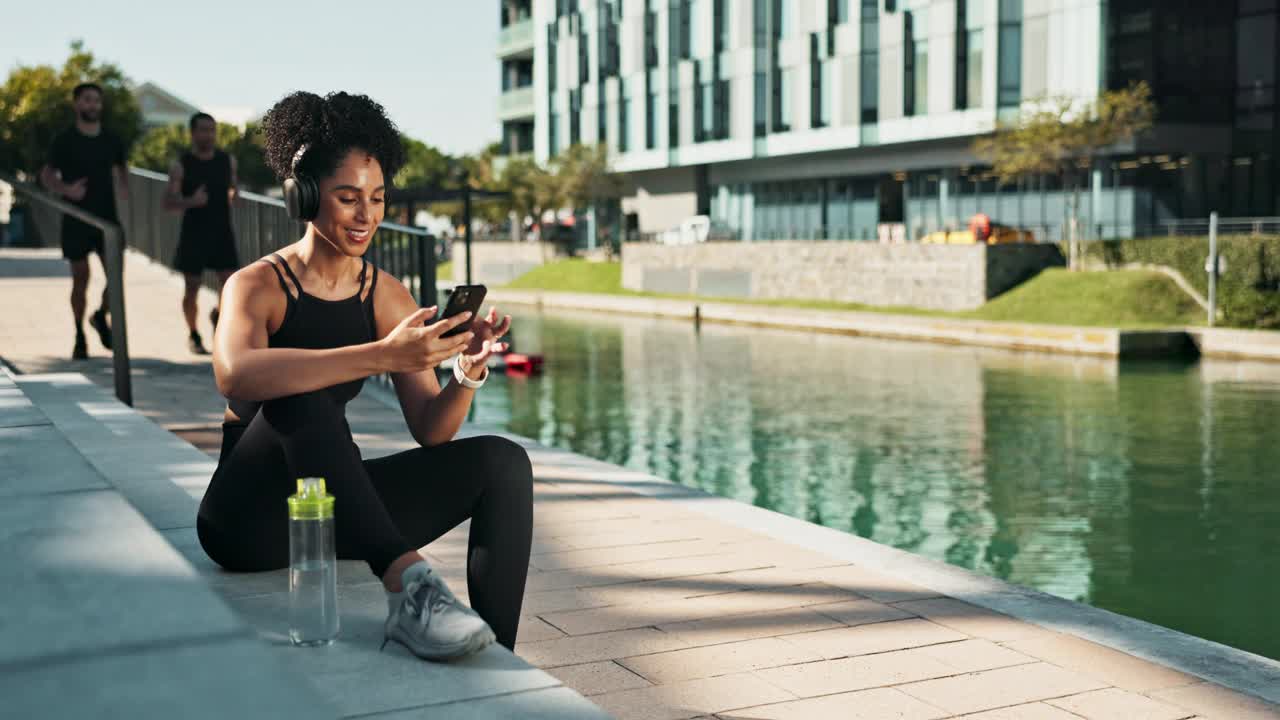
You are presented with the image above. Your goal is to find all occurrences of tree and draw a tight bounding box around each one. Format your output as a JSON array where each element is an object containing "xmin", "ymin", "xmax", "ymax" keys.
[
  {"xmin": 396, "ymin": 136, "xmax": 452, "ymax": 190},
  {"xmin": 502, "ymin": 154, "xmax": 560, "ymax": 232},
  {"xmin": 0, "ymin": 40, "xmax": 142, "ymax": 176},
  {"xmin": 973, "ymin": 82, "xmax": 1155, "ymax": 267},
  {"xmin": 554, "ymin": 143, "xmax": 624, "ymax": 211}
]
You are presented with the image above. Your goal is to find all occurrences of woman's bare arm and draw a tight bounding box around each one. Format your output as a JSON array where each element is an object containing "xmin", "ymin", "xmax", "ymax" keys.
[
  {"xmin": 212, "ymin": 263, "xmax": 389, "ymax": 401},
  {"xmin": 378, "ymin": 274, "xmax": 481, "ymax": 447}
]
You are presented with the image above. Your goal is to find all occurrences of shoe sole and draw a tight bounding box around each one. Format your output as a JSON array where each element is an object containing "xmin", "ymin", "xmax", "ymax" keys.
[
  {"xmin": 385, "ymin": 623, "xmax": 496, "ymax": 662},
  {"xmin": 90, "ymin": 315, "xmax": 112, "ymax": 350}
]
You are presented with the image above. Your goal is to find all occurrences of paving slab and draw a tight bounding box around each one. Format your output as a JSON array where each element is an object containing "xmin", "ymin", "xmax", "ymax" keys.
[
  {"xmin": 722, "ymin": 686, "xmax": 949, "ymax": 720},
  {"xmin": 549, "ymin": 660, "xmax": 655, "ymax": 696},
  {"xmin": 1047, "ymin": 687, "xmax": 1196, "ymax": 720},
  {"xmin": 0, "ymin": 488, "xmax": 247, "ymax": 666},
  {"xmin": 590, "ymin": 672, "xmax": 796, "ymax": 720},
  {"xmin": 226, "ymin": 583, "xmax": 562, "ymax": 717},
  {"xmin": 898, "ymin": 662, "xmax": 1109, "ymax": 716},
  {"xmin": 0, "ymin": 423, "xmax": 109, "ymax": 497},
  {"xmin": 0, "ymin": 636, "xmax": 335, "ymax": 720},
  {"xmin": 365, "ymin": 686, "xmax": 613, "ymax": 719}
]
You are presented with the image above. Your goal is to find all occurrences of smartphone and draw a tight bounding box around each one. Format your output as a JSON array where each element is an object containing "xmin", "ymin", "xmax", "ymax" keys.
[{"xmin": 437, "ymin": 284, "xmax": 487, "ymax": 338}]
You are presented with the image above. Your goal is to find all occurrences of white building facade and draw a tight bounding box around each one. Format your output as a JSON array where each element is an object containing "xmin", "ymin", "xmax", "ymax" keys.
[{"xmin": 500, "ymin": 1, "xmax": 1279, "ymax": 242}]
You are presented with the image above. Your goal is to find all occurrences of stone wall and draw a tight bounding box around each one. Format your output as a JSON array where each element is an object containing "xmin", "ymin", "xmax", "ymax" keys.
[
  {"xmin": 622, "ymin": 241, "xmax": 1064, "ymax": 311},
  {"xmin": 450, "ymin": 241, "xmax": 561, "ymax": 286}
]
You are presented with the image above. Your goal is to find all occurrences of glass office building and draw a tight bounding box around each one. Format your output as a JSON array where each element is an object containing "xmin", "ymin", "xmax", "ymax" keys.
[{"xmin": 504, "ymin": 0, "xmax": 1279, "ymax": 241}]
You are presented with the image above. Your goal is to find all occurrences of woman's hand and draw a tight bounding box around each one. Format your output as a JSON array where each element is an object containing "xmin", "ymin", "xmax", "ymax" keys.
[
  {"xmin": 380, "ymin": 306, "xmax": 475, "ymax": 374},
  {"xmin": 460, "ymin": 307, "xmax": 512, "ymax": 376}
]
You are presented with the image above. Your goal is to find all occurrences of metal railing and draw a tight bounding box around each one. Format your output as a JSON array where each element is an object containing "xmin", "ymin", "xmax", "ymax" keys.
[
  {"xmin": 125, "ymin": 168, "xmax": 438, "ymax": 307},
  {"xmin": 0, "ymin": 170, "xmax": 133, "ymax": 405},
  {"xmin": 498, "ymin": 87, "xmax": 536, "ymax": 121},
  {"xmin": 497, "ymin": 17, "xmax": 535, "ymax": 56}
]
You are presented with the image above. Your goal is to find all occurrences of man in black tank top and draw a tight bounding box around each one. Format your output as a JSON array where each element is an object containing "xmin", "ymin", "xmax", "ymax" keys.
[{"xmin": 165, "ymin": 112, "xmax": 240, "ymax": 354}]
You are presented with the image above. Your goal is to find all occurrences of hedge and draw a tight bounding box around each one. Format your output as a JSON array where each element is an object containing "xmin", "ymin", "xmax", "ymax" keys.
[{"xmin": 1078, "ymin": 235, "xmax": 1280, "ymax": 328}]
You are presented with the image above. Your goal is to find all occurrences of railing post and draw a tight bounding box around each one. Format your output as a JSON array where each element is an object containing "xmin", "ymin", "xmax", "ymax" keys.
[
  {"xmin": 1208, "ymin": 211, "xmax": 1219, "ymax": 328},
  {"xmin": 103, "ymin": 225, "xmax": 133, "ymax": 406},
  {"xmin": 420, "ymin": 234, "xmax": 437, "ymax": 308},
  {"xmin": 464, "ymin": 183, "xmax": 473, "ymax": 285}
]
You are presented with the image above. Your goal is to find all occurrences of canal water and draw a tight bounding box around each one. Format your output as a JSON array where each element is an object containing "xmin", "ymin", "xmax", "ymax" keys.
[{"xmin": 469, "ymin": 308, "xmax": 1280, "ymax": 661}]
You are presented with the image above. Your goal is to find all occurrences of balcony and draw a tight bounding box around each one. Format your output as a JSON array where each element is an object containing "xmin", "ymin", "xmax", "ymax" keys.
[
  {"xmin": 498, "ymin": 86, "xmax": 536, "ymax": 121},
  {"xmin": 497, "ymin": 18, "xmax": 535, "ymax": 58}
]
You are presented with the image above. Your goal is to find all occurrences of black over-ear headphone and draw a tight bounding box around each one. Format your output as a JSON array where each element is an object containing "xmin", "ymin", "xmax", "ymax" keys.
[{"xmin": 283, "ymin": 143, "xmax": 319, "ymax": 221}]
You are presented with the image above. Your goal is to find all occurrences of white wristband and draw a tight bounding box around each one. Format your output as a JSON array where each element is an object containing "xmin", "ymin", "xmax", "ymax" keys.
[{"xmin": 453, "ymin": 355, "xmax": 488, "ymax": 390}]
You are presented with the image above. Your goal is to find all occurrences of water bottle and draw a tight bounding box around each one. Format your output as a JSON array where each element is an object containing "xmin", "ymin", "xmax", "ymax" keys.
[{"xmin": 288, "ymin": 477, "xmax": 339, "ymax": 646}]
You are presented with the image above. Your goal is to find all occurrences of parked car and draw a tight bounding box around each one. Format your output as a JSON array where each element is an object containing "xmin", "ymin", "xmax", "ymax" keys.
[{"xmin": 656, "ymin": 215, "xmax": 736, "ymax": 245}]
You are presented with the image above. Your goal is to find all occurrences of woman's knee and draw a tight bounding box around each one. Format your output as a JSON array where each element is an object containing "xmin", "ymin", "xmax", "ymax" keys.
[{"xmin": 472, "ymin": 436, "xmax": 533, "ymax": 493}]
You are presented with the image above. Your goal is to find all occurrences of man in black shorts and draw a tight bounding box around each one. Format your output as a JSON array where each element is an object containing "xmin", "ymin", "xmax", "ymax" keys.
[
  {"xmin": 165, "ymin": 112, "xmax": 239, "ymax": 354},
  {"xmin": 40, "ymin": 83, "xmax": 129, "ymax": 360}
]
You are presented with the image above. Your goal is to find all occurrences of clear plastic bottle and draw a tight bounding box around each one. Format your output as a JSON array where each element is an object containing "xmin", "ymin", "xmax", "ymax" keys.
[{"xmin": 288, "ymin": 477, "xmax": 339, "ymax": 646}]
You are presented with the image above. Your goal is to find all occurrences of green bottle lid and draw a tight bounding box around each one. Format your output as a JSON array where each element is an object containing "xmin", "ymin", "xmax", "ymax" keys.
[{"xmin": 288, "ymin": 477, "xmax": 335, "ymax": 520}]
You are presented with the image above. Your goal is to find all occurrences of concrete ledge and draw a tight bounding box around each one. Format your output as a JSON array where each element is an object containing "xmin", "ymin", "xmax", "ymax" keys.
[
  {"xmin": 1189, "ymin": 326, "xmax": 1280, "ymax": 361},
  {"xmin": 6, "ymin": 371, "xmax": 611, "ymax": 720},
  {"xmin": 0, "ymin": 371, "xmax": 337, "ymax": 720},
  {"xmin": 489, "ymin": 288, "xmax": 1195, "ymax": 359}
]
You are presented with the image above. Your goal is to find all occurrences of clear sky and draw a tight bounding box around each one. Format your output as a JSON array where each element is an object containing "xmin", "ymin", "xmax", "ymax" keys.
[{"xmin": 3, "ymin": 0, "xmax": 501, "ymax": 156}]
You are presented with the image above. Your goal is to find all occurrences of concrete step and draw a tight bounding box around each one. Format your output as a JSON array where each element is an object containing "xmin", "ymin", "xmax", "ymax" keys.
[
  {"xmin": 2, "ymin": 370, "xmax": 611, "ymax": 719},
  {"xmin": 0, "ymin": 370, "xmax": 335, "ymax": 719}
]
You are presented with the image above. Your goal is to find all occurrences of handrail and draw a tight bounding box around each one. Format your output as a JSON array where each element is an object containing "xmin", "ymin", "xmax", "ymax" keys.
[
  {"xmin": 127, "ymin": 167, "xmax": 431, "ymax": 236},
  {"xmin": 0, "ymin": 170, "xmax": 133, "ymax": 406}
]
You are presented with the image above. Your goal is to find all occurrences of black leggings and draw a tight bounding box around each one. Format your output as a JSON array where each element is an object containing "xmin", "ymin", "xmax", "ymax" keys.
[{"xmin": 196, "ymin": 390, "xmax": 534, "ymax": 648}]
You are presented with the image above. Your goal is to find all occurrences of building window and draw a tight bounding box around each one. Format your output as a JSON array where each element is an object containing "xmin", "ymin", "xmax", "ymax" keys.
[
  {"xmin": 997, "ymin": 0, "xmax": 1021, "ymax": 110},
  {"xmin": 548, "ymin": 24, "xmax": 558, "ymax": 91},
  {"xmin": 777, "ymin": 68, "xmax": 793, "ymax": 131},
  {"xmin": 569, "ymin": 89, "xmax": 581, "ymax": 145},
  {"xmin": 714, "ymin": 0, "xmax": 729, "ymax": 54},
  {"xmin": 810, "ymin": 34, "xmax": 832, "ymax": 129},
  {"xmin": 860, "ymin": 0, "xmax": 879, "ymax": 124},
  {"xmin": 831, "ymin": 0, "xmax": 850, "ymax": 24},
  {"xmin": 620, "ymin": 80, "xmax": 631, "ymax": 152},
  {"xmin": 1236, "ymin": 3, "xmax": 1277, "ymax": 131},
  {"xmin": 678, "ymin": 0, "xmax": 692, "ymax": 59},
  {"xmin": 549, "ymin": 111, "xmax": 560, "ymax": 156},
  {"xmin": 770, "ymin": 0, "xmax": 788, "ymax": 131},
  {"xmin": 754, "ymin": 72, "xmax": 768, "ymax": 136},
  {"xmin": 646, "ymin": 71, "xmax": 659, "ymax": 148},
  {"xmin": 577, "ymin": 18, "xmax": 590, "ymax": 86},
  {"xmin": 904, "ymin": 10, "xmax": 916, "ymax": 116},
  {"xmin": 644, "ymin": 7, "xmax": 658, "ymax": 67},
  {"xmin": 753, "ymin": 0, "xmax": 769, "ymax": 136},
  {"xmin": 598, "ymin": 93, "xmax": 608, "ymax": 146},
  {"xmin": 955, "ymin": 0, "xmax": 983, "ymax": 109}
]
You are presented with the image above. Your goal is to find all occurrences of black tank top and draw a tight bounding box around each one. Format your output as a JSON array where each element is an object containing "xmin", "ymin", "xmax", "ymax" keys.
[
  {"xmin": 227, "ymin": 254, "xmax": 378, "ymax": 424},
  {"xmin": 179, "ymin": 149, "xmax": 232, "ymax": 237}
]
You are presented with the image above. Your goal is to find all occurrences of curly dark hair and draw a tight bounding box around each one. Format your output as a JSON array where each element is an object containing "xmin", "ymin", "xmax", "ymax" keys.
[{"xmin": 260, "ymin": 91, "xmax": 405, "ymax": 185}]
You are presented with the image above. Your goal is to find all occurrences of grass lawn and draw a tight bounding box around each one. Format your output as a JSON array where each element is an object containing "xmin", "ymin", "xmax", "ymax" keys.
[
  {"xmin": 503, "ymin": 259, "xmax": 1204, "ymax": 329},
  {"xmin": 436, "ymin": 261, "xmax": 452, "ymax": 282}
]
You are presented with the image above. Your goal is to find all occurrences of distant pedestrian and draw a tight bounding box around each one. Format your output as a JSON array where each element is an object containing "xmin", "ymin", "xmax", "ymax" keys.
[
  {"xmin": 0, "ymin": 180, "xmax": 12, "ymax": 247},
  {"xmin": 165, "ymin": 112, "xmax": 240, "ymax": 354},
  {"xmin": 39, "ymin": 82, "xmax": 129, "ymax": 360}
]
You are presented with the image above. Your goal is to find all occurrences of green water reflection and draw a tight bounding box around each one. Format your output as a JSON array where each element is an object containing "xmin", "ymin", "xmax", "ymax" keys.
[{"xmin": 470, "ymin": 309, "xmax": 1280, "ymax": 661}]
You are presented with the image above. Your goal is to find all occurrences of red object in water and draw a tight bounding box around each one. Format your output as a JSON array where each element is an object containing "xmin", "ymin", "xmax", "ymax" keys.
[{"xmin": 503, "ymin": 353, "xmax": 544, "ymax": 375}]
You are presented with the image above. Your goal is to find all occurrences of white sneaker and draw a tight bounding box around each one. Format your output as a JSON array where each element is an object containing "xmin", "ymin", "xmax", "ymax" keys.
[{"xmin": 381, "ymin": 561, "xmax": 495, "ymax": 661}]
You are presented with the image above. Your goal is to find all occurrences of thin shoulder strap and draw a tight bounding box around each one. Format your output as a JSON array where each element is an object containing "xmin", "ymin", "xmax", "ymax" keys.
[
  {"xmin": 356, "ymin": 258, "xmax": 368, "ymax": 296},
  {"xmin": 260, "ymin": 258, "xmax": 294, "ymax": 300},
  {"xmin": 271, "ymin": 253, "xmax": 304, "ymax": 296}
]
